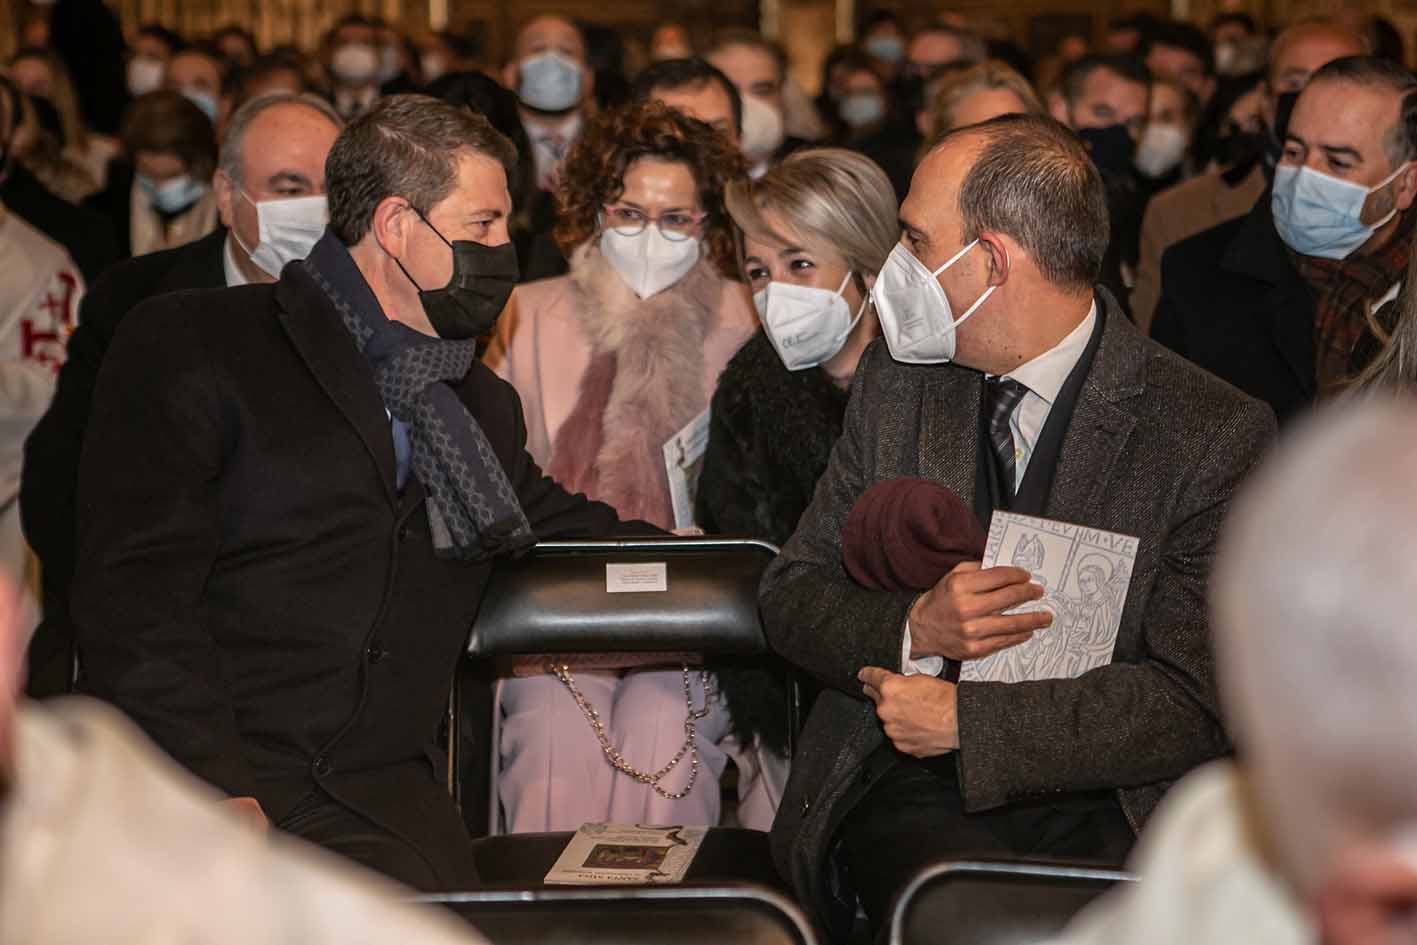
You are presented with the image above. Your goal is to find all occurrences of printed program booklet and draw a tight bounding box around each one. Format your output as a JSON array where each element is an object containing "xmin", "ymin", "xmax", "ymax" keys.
[{"xmin": 544, "ymin": 823, "xmax": 708, "ymax": 885}]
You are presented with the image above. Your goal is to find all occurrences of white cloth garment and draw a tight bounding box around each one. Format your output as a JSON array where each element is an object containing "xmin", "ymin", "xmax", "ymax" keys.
[
  {"xmin": 900, "ymin": 301, "xmax": 1097, "ymax": 676},
  {"xmin": 2, "ymin": 698, "xmax": 489, "ymax": 945},
  {"xmin": 0, "ymin": 206, "xmax": 83, "ymax": 648},
  {"xmin": 1042, "ymin": 761, "xmax": 1314, "ymax": 945},
  {"xmin": 223, "ymin": 234, "xmax": 252, "ymax": 287}
]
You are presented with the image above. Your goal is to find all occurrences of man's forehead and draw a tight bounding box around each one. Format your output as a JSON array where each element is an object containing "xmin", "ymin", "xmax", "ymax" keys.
[
  {"xmin": 520, "ymin": 17, "xmax": 584, "ymax": 53},
  {"xmin": 447, "ymin": 152, "xmax": 512, "ymax": 208},
  {"xmin": 908, "ymin": 32, "xmax": 963, "ymax": 63},
  {"xmin": 1294, "ymin": 79, "xmax": 1400, "ymax": 142}
]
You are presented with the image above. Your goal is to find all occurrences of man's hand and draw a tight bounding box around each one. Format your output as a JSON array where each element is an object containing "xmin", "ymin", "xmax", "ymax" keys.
[
  {"xmin": 859, "ymin": 666, "xmax": 959, "ymax": 757},
  {"xmin": 222, "ymin": 796, "xmax": 269, "ymax": 833},
  {"xmin": 908, "ymin": 562, "xmax": 1052, "ymax": 661}
]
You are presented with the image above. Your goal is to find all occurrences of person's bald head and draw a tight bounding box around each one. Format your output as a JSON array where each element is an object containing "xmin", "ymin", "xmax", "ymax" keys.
[
  {"xmin": 1268, "ymin": 18, "xmax": 1368, "ymax": 97},
  {"xmin": 1215, "ymin": 400, "xmax": 1417, "ymax": 907}
]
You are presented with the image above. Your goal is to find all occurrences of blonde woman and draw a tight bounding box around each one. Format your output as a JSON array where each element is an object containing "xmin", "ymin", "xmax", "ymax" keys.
[{"xmin": 919, "ymin": 59, "xmax": 1043, "ymax": 147}]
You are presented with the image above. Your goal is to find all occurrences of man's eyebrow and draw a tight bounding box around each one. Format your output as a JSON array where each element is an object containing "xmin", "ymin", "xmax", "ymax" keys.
[
  {"xmin": 267, "ymin": 171, "xmax": 312, "ymax": 188},
  {"xmin": 1318, "ymin": 144, "xmax": 1363, "ymax": 163}
]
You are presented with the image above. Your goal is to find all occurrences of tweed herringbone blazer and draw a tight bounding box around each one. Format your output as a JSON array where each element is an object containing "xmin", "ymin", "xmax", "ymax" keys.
[{"xmin": 759, "ymin": 290, "xmax": 1277, "ymax": 935}]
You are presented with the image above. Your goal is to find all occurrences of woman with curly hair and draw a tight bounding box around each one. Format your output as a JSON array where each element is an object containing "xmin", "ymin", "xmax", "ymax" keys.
[{"xmin": 484, "ymin": 100, "xmax": 765, "ymax": 833}]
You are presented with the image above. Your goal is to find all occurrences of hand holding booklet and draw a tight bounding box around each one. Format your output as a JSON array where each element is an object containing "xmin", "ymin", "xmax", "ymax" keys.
[{"xmin": 544, "ymin": 823, "xmax": 708, "ymax": 885}]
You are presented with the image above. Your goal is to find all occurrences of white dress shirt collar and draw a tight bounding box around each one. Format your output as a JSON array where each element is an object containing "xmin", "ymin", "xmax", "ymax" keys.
[{"xmin": 222, "ymin": 234, "xmax": 250, "ymax": 288}]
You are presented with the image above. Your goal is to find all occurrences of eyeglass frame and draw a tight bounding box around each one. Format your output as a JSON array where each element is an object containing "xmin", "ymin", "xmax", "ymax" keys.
[{"xmin": 601, "ymin": 203, "xmax": 707, "ymax": 242}]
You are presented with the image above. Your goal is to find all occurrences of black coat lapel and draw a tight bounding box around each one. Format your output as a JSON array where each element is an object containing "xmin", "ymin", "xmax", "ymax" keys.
[
  {"xmin": 1221, "ymin": 199, "xmax": 1317, "ymax": 397},
  {"xmin": 1045, "ymin": 292, "xmax": 1143, "ymax": 524},
  {"xmin": 274, "ymin": 265, "xmax": 398, "ymax": 502}
]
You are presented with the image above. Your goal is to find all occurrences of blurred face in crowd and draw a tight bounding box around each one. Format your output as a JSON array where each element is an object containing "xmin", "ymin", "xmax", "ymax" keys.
[
  {"xmin": 166, "ymin": 50, "xmax": 222, "ymax": 99},
  {"xmin": 1104, "ymin": 25, "xmax": 1141, "ymax": 53},
  {"xmin": 1213, "ymin": 20, "xmax": 1251, "ymax": 47},
  {"xmin": 741, "ymin": 209, "xmax": 868, "ymax": 317},
  {"xmin": 604, "ymin": 157, "xmax": 704, "ymax": 242},
  {"xmin": 504, "ymin": 15, "xmax": 592, "ymax": 110},
  {"xmin": 1146, "ymin": 41, "xmax": 1214, "ymax": 104},
  {"xmin": 905, "ymin": 30, "xmax": 968, "ymax": 77},
  {"xmin": 1148, "ymin": 79, "xmax": 1190, "ymax": 128},
  {"xmin": 215, "ymin": 103, "xmax": 341, "ymax": 280},
  {"xmin": 244, "ymin": 65, "xmax": 305, "ymax": 100},
  {"xmin": 8, "ymin": 56, "xmax": 52, "ymax": 99},
  {"xmin": 133, "ymin": 31, "xmax": 177, "ymax": 64},
  {"xmin": 333, "ymin": 21, "xmax": 379, "ymax": 50},
  {"xmin": 1282, "ymin": 78, "xmax": 1417, "ymax": 237},
  {"xmin": 1054, "ymin": 65, "xmax": 1149, "ymax": 137},
  {"xmin": 708, "ymin": 42, "xmax": 783, "ymax": 113},
  {"xmin": 651, "ymin": 79, "xmax": 739, "ymax": 147},
  {"xmin": 134, "ymin": 149, "xmax": 192, "ymax": 188},
  {"xmin": 1264, "ymin": 23, "xmax": 1367, "ymax": 128},
  {"xmin": 649, "ymin": 23, "xmax": 693, "ymax": 61},
  {"xmin": 1057, "ymin": 35, "xmax": 1089, "ymax": 63},
  {"xmin": 375, "ymin": 151, "xmax": 512, "ymax": 336},
  {"xmin": 216, "ymin": 31, "xmax": 257, "ymax": 68},
  {"xmin": 1226, "ymin": 83, "xmax": 1266, "ymax": 136}
]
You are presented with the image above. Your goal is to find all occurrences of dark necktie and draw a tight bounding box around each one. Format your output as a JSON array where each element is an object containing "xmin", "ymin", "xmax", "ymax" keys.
[{"xmin": 984, "ymin": 376, "xmax": 1029, "ymax": 500}]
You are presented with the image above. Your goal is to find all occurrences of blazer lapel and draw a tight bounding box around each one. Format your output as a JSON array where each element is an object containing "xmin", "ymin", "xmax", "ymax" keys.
[
  {"xmin": 274, "ymin": 265, "xmax": 399, "ymax": 502},
  {"xmin": 917, "ymin": 366, "xmax": 983, "ymax": 506},
  {"xmin": 1045, "ymin": 295, "xmax": 1142, "ymax": 524}
]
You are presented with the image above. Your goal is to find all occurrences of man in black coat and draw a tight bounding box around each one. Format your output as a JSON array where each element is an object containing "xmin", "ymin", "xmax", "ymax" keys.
[
  {"xmin": 759, "ymin": 115, "xmax": 1275, "ymax": 939},
  {"xmin": 22, "ymin": 93, "xmax": 343, "ymax": 698},
  {"xmin": 70, "ymin": 95, "xmax": 630, "ymax": 890},
  {"xmin": 1152, "ymin": 56, "xmax": 1417, "ymax": 422}
]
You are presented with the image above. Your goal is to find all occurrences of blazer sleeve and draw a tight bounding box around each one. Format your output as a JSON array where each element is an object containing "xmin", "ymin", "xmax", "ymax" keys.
[
  {"xmin": 69, "ymin": 298, "xmax": 257, "ymax": 798},
  {"xmin": 953, "ymin": 396, "xmax": 1277, "ymax": 812},
  {"xmin": 758, "ymin": 343, "xmax": 919, "ymax": 695}
]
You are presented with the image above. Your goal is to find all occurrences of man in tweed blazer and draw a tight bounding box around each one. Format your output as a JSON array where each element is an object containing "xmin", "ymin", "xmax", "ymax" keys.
[{"xmin": 759, "ymin": 114, "xmax": 1278, "ymax": 938}]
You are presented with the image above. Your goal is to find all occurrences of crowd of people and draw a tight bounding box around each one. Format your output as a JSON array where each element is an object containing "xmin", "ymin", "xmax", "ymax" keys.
[{"xmin": 6, "ymin": 3, "xmax": 1417, "ymax": 944}]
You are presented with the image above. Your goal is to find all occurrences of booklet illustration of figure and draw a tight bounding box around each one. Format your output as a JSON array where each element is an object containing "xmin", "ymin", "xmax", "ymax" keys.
[
  {"xmin": 959, "ymin": 512, "xmax": 1139, "ymax": 684},
  {"xmin": 544, "ymin": 823, "xmax": 709, "ymax": 886},
  {"xmin": 663, "ymin": 408, "xmax": 711, "ymax": 531}
]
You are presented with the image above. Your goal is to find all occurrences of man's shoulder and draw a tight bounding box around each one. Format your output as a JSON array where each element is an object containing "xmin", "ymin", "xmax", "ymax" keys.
[
  {"xmin": 1162, "ymin": 210, "xmax": 1250, "ymax": 277},
  {"xmin": 117, "ymin": 282, "xmax": 281, "ymax": 356},
  {"xmin": 1124, "ymin": 327, "xmax": 1277, "ymax": 441},
  {"xmin": 86, "ymin": 234, "xmax": 225, "ymax": 321}
]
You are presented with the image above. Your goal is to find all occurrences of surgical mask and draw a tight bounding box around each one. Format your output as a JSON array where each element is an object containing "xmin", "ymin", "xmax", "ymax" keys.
[
  {"xmin": 1213, "ymin": 42, "xmax": 1239, "ymax": 76},
  {"xmin": 127, "ymin": 56, "xmax": 164, "ymax": 96},
  {"xmin": 518, "ymin": 51, "xmax": 582, "ymax": 112},
  {"xmin": 756, "ymin": 271, "xmax": 866, "ymax": 371},
  {"xmin": 864, "ymin": 35, "xmax": 904, "ymax": 64},
  {"xmin": 740, "ymin": 94, "xmax": 785, "ymax": 165},
  {"xmin": 332, "ymin": 44, "xmax": 379, "ymax": 85},
  {"xmin": 138, "ymin": 174, "xmax": 207, "ymax": 214},
  {"xmin": 232, "ymin": 192, "xmax": 328, "ymax": 278},
  {"xmin": 839, "ymin": 93, "xmax": 885, "ymax": 130},
  {"xmin": 392, "ymin": 209, "xmax": 520, "ymax": 339},
  {"xmin": 421, "ymin": 52, "xmax": 449, "ymax": 83},
  {"xmin": 600, "ymin": 225, "xmax": 700, "ymax": 299},
  {"xmin": 1134, "ymin": 123, "xmax": 1189, "ymax": 179},
  {"xmin": 1077, "ymin": 123, "xmax": 1136, "ymax": 180},
  {"xmin": 180, "ymin": 88, "xmax": 219, "ymax": 122},
  {"xmin": 1271, "ymin": 162, "xmax": 1411, "ymax": 260},
  {"xmin": 872, "ymin": 239, "xmax": 995, "ymax": 364}
]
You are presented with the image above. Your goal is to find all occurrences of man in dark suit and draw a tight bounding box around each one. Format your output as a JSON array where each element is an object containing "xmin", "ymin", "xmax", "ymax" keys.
[
  {"xmin": 21, "ymin": 92, "xmax": 343, "ymax": 697},
  {"xmin": 70, "ymin": 95, "xmax": 617, "ymax": 889},
  {"xmin": 1152, "ymin": 56, "xmax": 1417, "ymax": 423},
  {"xmin": 759, "ymin": 114, "xmax": 1276, "ymax": 938}
]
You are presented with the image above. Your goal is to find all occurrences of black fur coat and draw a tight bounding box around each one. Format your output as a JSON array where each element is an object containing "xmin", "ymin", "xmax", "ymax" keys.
[{"xmin": 697, "ymin": 331, "xmax": 851, "ymax": 755}]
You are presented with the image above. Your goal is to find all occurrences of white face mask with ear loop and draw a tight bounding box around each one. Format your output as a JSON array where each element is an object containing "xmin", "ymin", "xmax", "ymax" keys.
[
  {"xmin": 755, "ymin": 269, "xmax": 867, "ymax": 371},
  {"xmin": 872, "ymin": 238, "xmax": 996, "ymax": 364},
  {"xmin": 230, "ymin": 191, "xmax": 329, "ymax": 279}
]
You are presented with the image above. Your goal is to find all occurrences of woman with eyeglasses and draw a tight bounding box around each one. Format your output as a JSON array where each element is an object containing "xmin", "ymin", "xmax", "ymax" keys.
[{"xmin": 484, "ymin": 100, "xmax": 766, "ymax": 833}]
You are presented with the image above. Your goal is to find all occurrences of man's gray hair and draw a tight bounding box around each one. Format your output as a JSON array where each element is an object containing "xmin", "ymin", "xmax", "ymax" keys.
[
  {"xmin": 218, "ymin": 92, "xmax": 344, "ymax": 185},
  {"xmin": 1213, "ymin": 399, "xmax": 1417, "ymax": 894}
]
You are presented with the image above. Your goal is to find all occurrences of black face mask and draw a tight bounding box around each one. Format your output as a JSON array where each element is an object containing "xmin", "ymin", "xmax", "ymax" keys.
[
  {"xmin": 394, "ymin": 210, "xmax": 520, "ymax": 340},
  {"xmin": 1076, "ymin": 123, "xmax": 1137, "ymax": 180},
  {"xmin": 1213, "ymin": 128, "xmax": 1267, "ymax": 169}
]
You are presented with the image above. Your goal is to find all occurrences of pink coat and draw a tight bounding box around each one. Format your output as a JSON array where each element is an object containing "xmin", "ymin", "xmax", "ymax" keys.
[{"xmin": 484, "ymin": 246, "xmax": 758, "ymax": 476}]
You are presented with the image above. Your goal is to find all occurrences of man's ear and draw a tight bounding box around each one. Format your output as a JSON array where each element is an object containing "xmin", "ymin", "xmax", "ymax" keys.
[
  {"xmin": 1047, "ymin": 90, "xmax": 1070, "ymax": 126},
  {"xmin": 213, "ymin": 168, "xmax": 237, "ymax": 229},
  {"xmin": 369, "ymin": 195, "xmax": 413, "ymax": 260},
  {"xmin": 1395, "ymin": 163, "xmax": 1417, "ymax": 213},
  {"xmin": 978, "ymin": 231, "xmax": 1011, "ymax": 287},
  {"xmin": 501, "ymin": 61, "xmax": 518, "ymax": 92}
]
